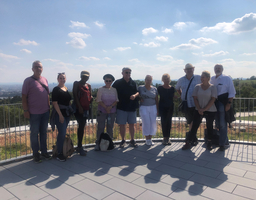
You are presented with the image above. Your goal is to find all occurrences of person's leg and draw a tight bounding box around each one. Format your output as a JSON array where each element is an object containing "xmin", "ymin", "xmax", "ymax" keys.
[
  {"xmin": 188, "ymin": 110, "xmax": 202, "ymax": 142},
  {"xmin": 127, "ymin": 111, "xmax": 137, "ymax": 141},
  {"xmin": 106, "ymin": 113, "xmax": 116, "ymax": 140},
  {"xmin": 129, "ymin": 124, "xmax": 135, "ymax": 140},
  {"xmin": 166, "ymin": 106, "xmax": 174, "ymax": 139},
  {"xmin": 205, "ymin": 111, "xmax": 216, "ymax": 150},
  {"xmin": 96, "ymin": 111, "xmax": 107, "ymax": 144},
  {"xmin": 160, "ymin": 109, "xmax": 168, "ymax": 138},
  {"xmin": 56, "ymin": 115, "xmax": 69, "ymax": 154},
  {"xmin": 140, "ymin": 106, "xmax": 150, "ymax": 137},
  {"xmin": 75, "ymin": 113, "xmax": 86, "ymax": 148},
  {"xmin": 29, "ymin": 114, "xmax": 40, "ymax": 156},
  {"xmin": 39, "ymin": 111, "xmax": 49, "ymax": 154},
  {"xmin": 216, "ymin": 101, "xmax": 228, "ymax": 147}
]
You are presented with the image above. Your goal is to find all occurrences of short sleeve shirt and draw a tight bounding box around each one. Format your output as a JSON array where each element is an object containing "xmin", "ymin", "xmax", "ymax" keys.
[
  {"xmin": 138, "ymin": 86, "xmax": 157, "ymax": 106},
  {"xmin": 192, "ymin": 84, "xmax": 217, "ymax": 112},
  {"xmin": 175, "ymin": 75, "xmax": 201, "ymax": 108},
  {"xmin": 112, "ymin": 78, "xmax": 139, "ymax": 111},
  {"xmin": 157, "ymin": 86, "xmax": 175, "ymax": 109},
  {"xmin": 96, "ymin": 87, "xmax": 119, "ymax": 113},
  {"xmin": 22, "ymin": 76, "xmax": 49, "ymax": 114}
]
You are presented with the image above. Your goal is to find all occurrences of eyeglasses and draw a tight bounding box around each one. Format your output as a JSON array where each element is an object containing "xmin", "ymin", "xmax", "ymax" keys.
[
  {"xmin": 125, "ymin": 71, "xmax": 131, "ymax": 74},
  {"xmin": 58, "ymin": 72, "xmax": 65, "ymax": 75},
  {"xmin": 105, "ymin": 80, "xmax": 112, "ymax": 83}
]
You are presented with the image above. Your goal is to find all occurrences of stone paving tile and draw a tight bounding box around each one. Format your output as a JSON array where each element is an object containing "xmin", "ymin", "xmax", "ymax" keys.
[
  {"xmin": 157, "ymin": 164, "xmax": 195, "ymax": 179},
  {"xmin": 152, "ymin": 156, "xmax": 185, "ymax": 168},
  {"xmin": 161, "ymin": 175, "xmax": 207, "ymax": 195},
  {"xmin": 127, "ymin": 156, "xmax": 162, "ymax": 169},
  {"xmin": 244, "ymin": 171, "xmax": 256, "ymax": 180},
  {"xmin": 103, "ymin": 192, "xmax": 133, "ymax": 200},
  {"xmin": 0, "ymin": 170, "xmax": 24, "ymax": 188},
  {"xmin": 136, "ymin": 190, "xmax": 173, "ymax": 200},
  {"xmin": 40, "ymin": 178, "xmax": 82, "ymax": 200},
  {"xmin": 233, "ymin": 185, "xmax": 256, "ymax": 199},
  {"xmin": 0, "ymin": 186, "xmax": 16, "ymax": 200},
  {"xmin": 39, "ymin": 195, "xmax": 57, "ymax": 200},
  {"xmin": 201, "ymin": 187, "xmax": 248, "ymax": 200},
  {"xmin": 103, "ymin": 177, "xmax": 146, "ymax": 199},
  {"xmin": 189, "ymin": 174, "xmax": 237, "ymax": 193},
  {"xmin": 169, "ymin": 188, "xmax": 210, "ymax": 200},
  {"xmin": 123, "ymin": 148, "xmax": 156, "ymax": 160},
  {"xmin": 172, "ymin": 154, "xmax": 209, "ymax": 167},
  {"xmin": 132, "ymin": 176, "xmax": 175, "ymax": 196},
  {"xmin": 2, "ymin": 161, "xmax": 36, "ymax": 176},
  {"xmin": 72, "ymin": 178, "xmax": 114, "ymax": 199},
  {"xmin": 105, "ymin": 166, "xmax": 142, "ymax": 182},
  {"xmin": 218, "ymin": 173, "xmax": 256, "ymax": 190},
  {"xmin": 180, "ymin": 163, "xmax": 221, "ymax": 178},
  {"xmin": 79, "ymin": 169, "xmax": 114, "ymax": 184},
  {"xmin": 71, "ymin": 194, "xmax": 96, "ymax": 200},
  {"xmin": 205, "ymin": 162, "xmax": 247, "ymax": 177},
  {"xmin": 7, "ymin": 181, "xmax": 48, "ymax": 200}
]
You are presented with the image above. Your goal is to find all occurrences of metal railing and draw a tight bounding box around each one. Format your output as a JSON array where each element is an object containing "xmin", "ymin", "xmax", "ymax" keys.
[{"xmin": 0, "ymin": 98, "xmax": 255, "ymax": 162}]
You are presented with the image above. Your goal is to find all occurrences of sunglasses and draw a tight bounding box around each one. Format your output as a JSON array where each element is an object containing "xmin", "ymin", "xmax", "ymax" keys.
[
  {"xmin": 125, "ymin": 71, "xmax": 131, "ymax": 74},
  {"xmin": 105, "ymin": 80, "xmax": 112, "ymax": 83},
  {"xmin": 58, "ymin": 72, "xmax": 65, "ymax": 75}
]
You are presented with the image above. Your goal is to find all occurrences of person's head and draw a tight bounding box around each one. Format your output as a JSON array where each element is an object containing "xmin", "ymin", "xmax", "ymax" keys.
[
  {"xmin": 122, "ymin": 67, "xmax": 131, "ymax": 81},
  {"xmin": 32, "ymin": 60, "xmax": 43, "ymax": 77},
  {"xmin": 162, "ymin": 73, "xmax": 171, "ymax": 85},
  {"xmin": 57, "ymin": 72, "xmax": 66, "ymax": 85},
  {"xmin": 184, "ymin": 63, "xmax": 195, "ymax": 77},
  {"xmin": 201, "ymin": 70, "xmax": 211, "ymax": 84},
  {"xmin": 214, "ymin": 64, "xmax": 223, "ymax": 77},
  {"xmin": 145, "ymin": 75, "xmax": 153, "ymax": 86},
  {"xmin": 80, "ymin": 70, "xmax": 90, "ymax": 83},
  {"xmin": 103, "ymin": 74, "xmax": 115, "ymax": 88}
]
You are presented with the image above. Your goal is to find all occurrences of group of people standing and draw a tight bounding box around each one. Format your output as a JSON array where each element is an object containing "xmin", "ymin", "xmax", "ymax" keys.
[{"xmin": 22, "ymin": 60, "xmax": 235, "ymax": 163}]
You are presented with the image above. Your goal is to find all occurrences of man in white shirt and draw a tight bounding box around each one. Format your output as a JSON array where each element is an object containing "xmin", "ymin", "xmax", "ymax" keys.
[{"xmin": 210, "ymin": 64, "xmax": 236, "ymax": 151}]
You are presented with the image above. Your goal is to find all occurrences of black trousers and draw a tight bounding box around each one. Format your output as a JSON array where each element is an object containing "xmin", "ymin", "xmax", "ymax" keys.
[
  {"xmin": 74, "ymin": 112, "xmax": 87, "ymax": 148},
  {"xmin": 160, "ymin": 106, "xmax": 174, "ymax": 138},
  {"xmin": 188, "ymin": 110, "xmax": 216, "ymax": 142}
]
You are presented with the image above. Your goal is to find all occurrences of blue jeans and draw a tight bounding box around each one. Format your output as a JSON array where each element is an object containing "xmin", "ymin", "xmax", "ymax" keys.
[
  {"xmin": 55, "ymin": 114, "xmax": 70, "ymax": 154},
  {"xmin": 29, "ymin": 111, "xmax": 49, "ymax": 156},
  {"xmin": 215, "ymin": 101, "xmax": 228, "ymax": 146}
]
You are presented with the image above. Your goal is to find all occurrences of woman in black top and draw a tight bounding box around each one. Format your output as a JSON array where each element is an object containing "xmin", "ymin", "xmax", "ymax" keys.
[
  {"xmin": 157, "ymin": 73, "xmax": 175, "ymax": 145},
  {"xmin": 52, "ymin": 73, "xmax": 72, "ymax": 161}
]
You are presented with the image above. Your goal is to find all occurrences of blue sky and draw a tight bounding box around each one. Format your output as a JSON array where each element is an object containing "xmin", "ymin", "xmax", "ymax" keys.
[{"xmin": 1, "ymin": 0, "xmax": 256, "ymax": 84}]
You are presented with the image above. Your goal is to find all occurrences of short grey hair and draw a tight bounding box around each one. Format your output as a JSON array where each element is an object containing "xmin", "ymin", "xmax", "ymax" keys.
[
  {"xmin": 202, "ymin": 70, "xmax": 211, "ymax": 78},
  {"xmin": 32, "ymin": 60, "xmax": 42, "ymax": 68},
  {"xmin": 122, "ymin": 67, "xmax": 132, "ymax": 72},
  {"xmin": 214, "ymin": 64, "xmax": 223, "ymax": 70}
]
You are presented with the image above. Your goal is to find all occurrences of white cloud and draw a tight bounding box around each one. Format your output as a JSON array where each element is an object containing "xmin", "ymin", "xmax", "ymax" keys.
[
  {"xmin": 69, "ymin": 20, "xmax": 89, "ymax": 28},
  {"xmin": 13, "ymin": 39, "xmax": 39, "ymax": 46},
  {"xmin": 162, "ymin": 28, "xmax": 173, "ymax": 33},
  {"xmin": 155, "ymin": 36, "xmax": 168, "ymax": 42},
  {"xmin": 79, "ymin": 56, "xmax": 100, "ymax": 60},
  {"xmin": 94, "ymin": 21, "xmax": 104, "ymax": 28},
  {"xmin": 103, "ymin": 50, "xmax": 107, "ymax": 52},
  {"xmin": 114, "ymin": 47, "xmax": 131, "ymax": 51},
  {"xmin": 20, "ymin": 49, "xmax": 31, "ymax": 54},
  {"xmin": 133, "ymin": 42, "xmax": 138, "ymax": 45},
  {"xmin": 0, "ymin": 53, "xmax": 19, "ymax": 59},
  {"xmin": 103, "ymin": 57, "xmax": 111, "ymax": 60},
  {"xmin": 170, "ymin": 43, "xmax": 200, "ymax": 50},
  {"xmin": 240, "ymin": 53, "xmax": 256, "ymax": 56},
  {"xmin": 142, "ymin": 27, "xmax": 158, "ymax": 35},
  {"xmin": 44, "ymin": 58, "xmax": 60, "ymax": 62},
  {"xmin": 202, "ymin": 51, "xmax": 229, "ymax": 57},
  {"xmin": 143, "ymin": 42, "xmax": 160, "ymax": 47},
  {"xmin": 156, "ymin": 54, "xmax": 173, "ymax": 61},
  {"xmin": 189, "ymin": 37, "xmax": 218, "ymax": 46},
  {"xmin": 128, "ymin": 58, "xmax": 140, "ymax": 62},
  {"xmin": 66, "ymin": 37, "xmax": 86, "ymax": 49},
  {"xmin": 200, "ymin": 13, "xmax": 256, "ymax": 34},
  {"xmin": 68, "ymin": 32, "xmax": 91, "ymax": 38},
  {"xmin": 173, "ymin": 22, "xmax": 195, "ymax": 30}
]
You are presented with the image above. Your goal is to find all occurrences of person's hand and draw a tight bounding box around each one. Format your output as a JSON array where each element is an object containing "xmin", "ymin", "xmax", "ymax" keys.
[
  {"xmin": 24, "ymin": 111, "xmax": 30, "ymax": 119},
  {"xmin": 198, "ymin": 108, "xmax": 204, "ymax": 115},
  {"xmin": 130, "ymin": 94, "xmax": 136, "ymax": 100},
  {"xmin": 106, "ymin": 106, "xmax": 112, "ymax": 114},
  {"xmin": 78, "ymin": 106, "xmax": 83, "ymax": 114},
  {"xmin": 59, "ymin": 115, "xmax": 64, "ymax": 123},
  {"xmin": 225, "ymin": 104, "xmax": 231, "ymax": 111}
]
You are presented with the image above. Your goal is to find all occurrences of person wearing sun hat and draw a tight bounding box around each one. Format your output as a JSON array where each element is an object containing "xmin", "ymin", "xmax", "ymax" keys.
[
  {"xmin": 175, "ymin": 63, "xmax": 201, "ymax": 145},
  {"xmin": 94, "ymin": 74, "xmax": 119, "ymax": 151}
]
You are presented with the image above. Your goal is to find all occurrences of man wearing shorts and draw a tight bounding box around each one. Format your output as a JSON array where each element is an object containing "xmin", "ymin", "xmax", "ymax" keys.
[
  {"xmin": 176, "ymin": 63, "xmax": 201, "ymax": 145},
  {"xmin": 112, "ymin": 67, "xmax": 139, "ymax": 148}
]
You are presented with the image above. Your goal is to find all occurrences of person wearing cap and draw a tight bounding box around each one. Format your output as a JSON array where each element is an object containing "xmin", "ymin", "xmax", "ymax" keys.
[
  {"xmin": 175, "ymin": 63, "xmax": 201, "ymax": 145},
  {"xmin": 112, "ymin": 67, "xmax": 139, "ymax": 148},
  {"xmin": 72, "ymin": 70, "xmax": 93, "ymax": 155},
  {"xmin": 210, "ymin": 64, "xmax": 236, "ymax": 151},
  {"xmin": 22, "ymin": 60, "xmax": 51, "ymax": 163},
  {"xmin": 94, "ymin": 74, "xmax": 119, "ymax": 151}
]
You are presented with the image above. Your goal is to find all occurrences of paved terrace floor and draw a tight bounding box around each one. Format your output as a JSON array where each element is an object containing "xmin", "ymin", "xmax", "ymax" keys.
[{"xmin": 1, "ymin": 141, "xmax": 256, "ymax": 200}]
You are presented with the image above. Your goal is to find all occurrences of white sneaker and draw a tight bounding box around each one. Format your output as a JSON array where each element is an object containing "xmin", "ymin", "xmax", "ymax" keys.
[
  {"xmin": 145, "ymin": 140, "xmax": 151, "ymax": 146},
  {"xmin": 151, "ymin": 140, "xmax": 155, "ymax": 145}
]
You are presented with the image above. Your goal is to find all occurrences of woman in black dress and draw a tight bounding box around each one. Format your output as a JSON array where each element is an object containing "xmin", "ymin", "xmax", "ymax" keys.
[{"xmin": 157, "ymin": 73, "xmax": 175, "ymax": 145}]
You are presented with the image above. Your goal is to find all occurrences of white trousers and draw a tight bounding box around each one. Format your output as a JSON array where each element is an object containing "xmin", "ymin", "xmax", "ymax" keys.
[{"xmin": 139, "ymin": 105, "xmax": 157, "ymax": 136}]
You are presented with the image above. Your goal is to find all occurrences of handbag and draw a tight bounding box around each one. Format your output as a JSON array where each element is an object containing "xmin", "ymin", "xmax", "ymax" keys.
[{"xmin": 178, "ymin": 77, "xmax": 194, "ymax": 113}]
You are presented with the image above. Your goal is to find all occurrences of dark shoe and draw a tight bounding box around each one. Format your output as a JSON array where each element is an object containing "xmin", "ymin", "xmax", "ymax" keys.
[
  {"xmin": 162, "ymin": 139, "xmax": 167, "ymax": 145},
  {"xmin": 34, "ymin": 153, "xmax": 42, "ymax": 163},
  {"xmin": 225, "ymin": 142, "xmax": 230, "ymax": 148},
  {"xmin": 57, "ymin": 154, "xmax": 66, "ymax": 162},
  {"xmin": 77, "ymin": 147, "xmax": 87, "ymax": 156},
  {"xmin": 207, "ymin": 141, "xmax": 213, "ymax": 150},
  {"xmin": 219, "ymin": 146, "xmax": 225, "ymax": 151},
  {"xmin": 119, "ymin": 140, "xmax": 126, "ymax": 148},
  {"xmin": 182, "ymin": 142, "xmax": 191, "ymax": 150},
  {"xmin": 130, "ymin": 139, "xmax": 138, "ymax": 147},
  {"xmin": 41, "ymin": 152, "xmax": 52, "ymax": 160}
]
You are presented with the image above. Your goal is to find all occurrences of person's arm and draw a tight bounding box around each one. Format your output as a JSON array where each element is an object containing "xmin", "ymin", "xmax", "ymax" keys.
[
  {"xmin": 130, "ymin": 92, "xmax": 139, "ymax": 100},
  {"xmin": 52, "ymin": 101, "xmax": 64, "ymax": 123},
  {"xmin": 193, "ymin": 96, "xmax": 203, "ymax": 115},
  {"xmin": 22, "ymin": 94, "xmax": 30, "ymax": 119},
  {"xmin": 73, "ymin": 81, "xmax": 83, "ymax": 114},
  {"xmin": 202, "ymin": 97, "xmax": 216, "ymax": 112},
  {"xmin": 225, "ymin": 97, "xmax": 233, "ymax": 111},
  {"xmin": 155, "ymin": 94, "xmax": 159, "ymax": 116}
]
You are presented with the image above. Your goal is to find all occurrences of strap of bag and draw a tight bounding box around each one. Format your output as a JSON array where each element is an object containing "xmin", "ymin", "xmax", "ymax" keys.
[
  {"xmin": 31, "ymin": 76, "xmax": 49, "ymax": 93},
  {"xmin": 185, "ymin": 76, "xmax": 194, "ymax": 100}
]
